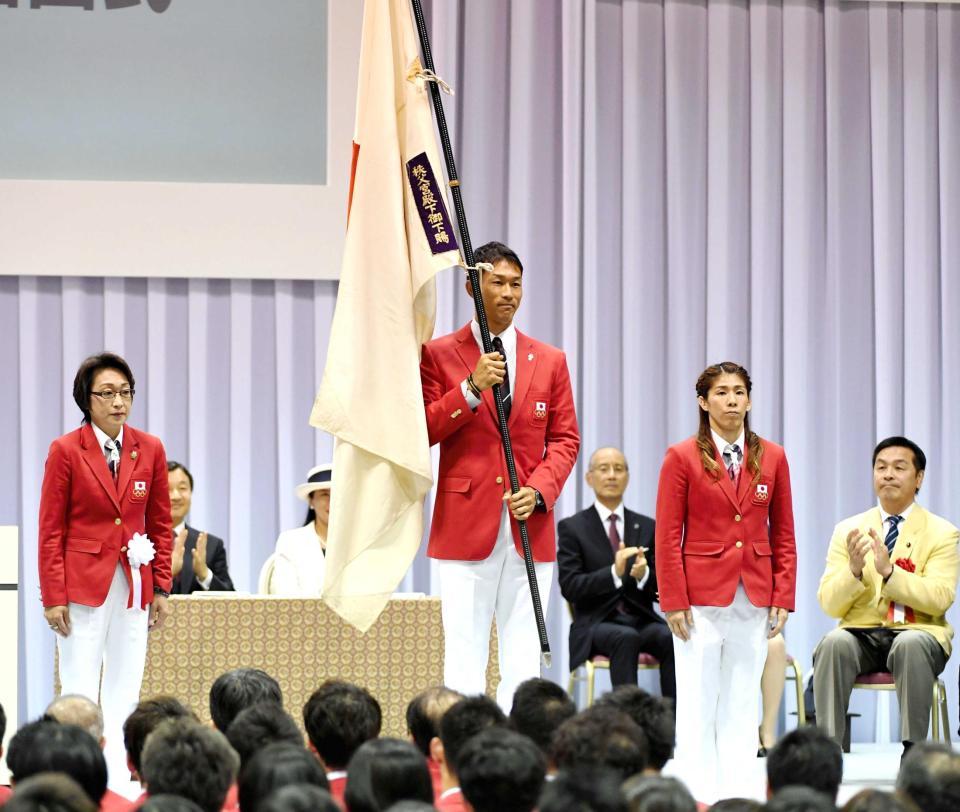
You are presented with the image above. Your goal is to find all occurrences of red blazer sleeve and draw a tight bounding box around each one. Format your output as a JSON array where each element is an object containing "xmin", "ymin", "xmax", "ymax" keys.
[
  {"xmin": 421, "ymin": 341, "xmax": 477, "ymax": 446},
  {"xmin": 38, "ymin": 438, "xmax": 72, "ymax": 608},
  {"xmin": 769, "ymin": 449, "xmax": 797, "ymax": 610},
  {"xmin": 525, "ymin": 353, "xmax": 579, "ymax": 510},
  {"xmin": 654, "ymin": 445, "xmax": 691, "ymax": 612},
  {"xmin": 145, "ymin": 439, "xmax": 173, "ymax": 593}
]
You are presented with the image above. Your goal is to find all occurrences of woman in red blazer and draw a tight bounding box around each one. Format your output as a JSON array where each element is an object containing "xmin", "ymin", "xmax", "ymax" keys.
[{"xmin": 655, "ymin": 362, "xmax": 796, "ymax": 803}]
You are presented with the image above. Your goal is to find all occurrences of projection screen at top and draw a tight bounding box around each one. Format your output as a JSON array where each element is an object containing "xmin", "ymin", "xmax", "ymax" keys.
[{"xmin": 0, "ymin": 0, "xmax": 361, "ymax": 280}]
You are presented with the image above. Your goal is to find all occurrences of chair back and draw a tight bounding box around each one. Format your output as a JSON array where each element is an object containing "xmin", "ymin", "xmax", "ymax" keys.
[{"xmin": 257, "ymin": 553, "xmax": 279, "ymax": 594}]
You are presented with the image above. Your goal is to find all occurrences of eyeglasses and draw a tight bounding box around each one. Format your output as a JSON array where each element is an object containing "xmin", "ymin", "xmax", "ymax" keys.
[{"xmin": 91, "ymin": 388, "xmax": 135, "ymax": 402}]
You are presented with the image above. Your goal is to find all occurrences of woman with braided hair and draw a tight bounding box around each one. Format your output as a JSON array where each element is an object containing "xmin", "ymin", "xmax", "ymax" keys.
[{"xmin": 654, "ymin": 362, "xmax": 797, "ymax": 803}]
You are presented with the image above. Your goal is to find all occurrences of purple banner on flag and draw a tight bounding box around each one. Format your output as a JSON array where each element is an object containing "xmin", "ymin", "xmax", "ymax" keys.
[{"xmin": 406, "ymin": 152, "xmax": 458, "ymax": 255}]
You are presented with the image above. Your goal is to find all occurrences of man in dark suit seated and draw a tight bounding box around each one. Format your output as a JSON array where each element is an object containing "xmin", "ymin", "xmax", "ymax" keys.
[
  {"xmin": 558, "ymin": 447, "xmax": 675, "ymax": 698},
  {"xmin": 168, "ymin": 461, "xmax": 235, "ymax": 594}
]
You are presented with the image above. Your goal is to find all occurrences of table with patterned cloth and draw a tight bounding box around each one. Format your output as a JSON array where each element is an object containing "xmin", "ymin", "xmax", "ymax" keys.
[{"xmin": 138, "ymin": 595, "xmax": 499, "ymax": 738}]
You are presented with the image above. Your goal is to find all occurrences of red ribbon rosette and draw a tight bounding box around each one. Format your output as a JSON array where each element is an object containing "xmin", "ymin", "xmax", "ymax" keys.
[
  {"xmin": 894, "ymin": 557, "xmax": 915, "ymax": 573},
  {"xmin": 887, "ymin": 558, "xmax": 916, "ymax": 624}
]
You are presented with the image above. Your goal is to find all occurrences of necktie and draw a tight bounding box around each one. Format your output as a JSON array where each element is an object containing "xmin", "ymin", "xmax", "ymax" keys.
[
  {"xmin": 608, "ymin": 514, "xmax": 621, "ymax": 555},
  {"xmin": 104, "ymin": 439, "xmax": 120, "ymax": 484},
  {"xmin": 885, "ymin": 515, "xmax": 903, "ymax": 555},
  {"xmin": 491, "ymin": 336, "xmax": 512, "ymax": 419},
  {"xmin": 722, "ymin": 443, "xmax": 742, "ymax": 483}
]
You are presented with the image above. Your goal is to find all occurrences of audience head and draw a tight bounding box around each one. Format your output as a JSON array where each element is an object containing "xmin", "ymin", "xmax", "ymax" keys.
[
  {"xmin": 140, "ymin": 718, "xmax": 239, "ymax": 812},
  {"xmin": 708, "ymin": 801, "xmax": 764, "ymax": 812},
  {"xmin": 457, "ymin": 727, "xmax": 545, "ymax": 812},
  {"xmin": 6, "ymin": 720, "xmax": 107, "ymax": 805},
  {"xmin": 123, "ymin": 696, "xmax": 197, "ymax": 779},
  {"xmin": 225, "ymin": 702, "xmax": 303, "ymax": 767},
  {"xmin": 841, "ymin": 789, "xmax": 920, "ymax": 812},
  {"xmin": 383, "ymin": 804, "xmax": 435, "ymax": 812},
  {"xmin": 622, "ymin": 774, "xmax": 696, "ymax": 812},
  {"xmin": 3, "ymin": 774, "xmax": 97, "ymax": 812},
  {"xmin": 765, "ymin": 786, "xmax": 838, "ymax": 812},
  {"xmin": 44, "ymin": 696, "xmax": 104, "ymax": 744},
  {"xmin": 141, "ymin": 797, "xmax": 206, "ymax": 812},
  {"xmin": 597, "ymin": 686, "xmax": 675, "ymax": 771},
  {"xmin": 344, "ymin": 738, "xmax": 434, "ymax": 812},
  {"xmin": 551, "ymin": 705, "xmax": 648, "ymax": 781},
  {"xmin": 586, "ymin": 447, "xmax": 630, "ymax": 505},
  {"xmin": 509, "ymin": 678, "xmax": 576, "ymax": 758},
  {"xmin": 895, "ymin": 741, "xmax": 960, "ymax": 812},
  {"xmin": 298, "ymin": 464, "xmax": 333, "ymax": 527},
  {"xmin": 0, "ymin": 700, "xmax": 6, "ymax": 755},
  {"xmin": 872, "ymin": 437, "xmax": 926, "ymax": 511},
  {"xmin": 538, "ymin": 767, "xmax": 627, "ymax": 812},
  {"xmin": 303, "ymin": 680, "xmax": 382, "ymax": 770},
  {"xmin": 238, "ymin": 742, "xmax": 329, "ymax": 812},
  {"xmin": 406, "ymin": 685, "xmax": 463, "ymax": 756},
  {"xmin": 167, "ymin": 461, "xmax": 194, "ymax": 527},
  {"xmin": 259, "ymin": 785, "xmax": 339, "ymax": 812},
  {"xmin": 437, "ymin": 694, "xmax": 507, "ymax": 779},
  {"xmin": 766, "ymin": 726, "xmax": 843, "ymax": 802},
  {"xmin": 210, "ymin": 668, "xmax": 283, "ymax": 733}
]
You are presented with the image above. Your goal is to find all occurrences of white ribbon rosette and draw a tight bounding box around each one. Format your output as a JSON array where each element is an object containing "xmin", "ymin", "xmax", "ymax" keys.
[{"xmin": 127, "ymin": 532, "xmax": 156, "ymax": 609}]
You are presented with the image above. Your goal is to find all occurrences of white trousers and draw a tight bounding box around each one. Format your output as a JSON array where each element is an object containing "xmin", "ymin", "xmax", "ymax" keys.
[
  {"xmin": 672, "ymin": 585, "xmax": 768, "ymax": 804},
  {"xmin": 437, "ymin": 505, "xmax": 554, "ymax": 710},
  {"xmin": 58, "ymin": 562, "xmax": 149, "ymax": 790}
]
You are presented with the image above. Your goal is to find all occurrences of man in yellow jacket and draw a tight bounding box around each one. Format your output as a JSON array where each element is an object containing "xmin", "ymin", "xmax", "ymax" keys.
[{"xmin": 814, "ymin": 436, "xmax": 959, "ymax": 754}]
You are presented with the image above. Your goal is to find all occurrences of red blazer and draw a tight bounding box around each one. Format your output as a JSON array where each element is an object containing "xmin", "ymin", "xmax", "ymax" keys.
[
  {"xmin": 421, "ymin": 323, "xmax": 580, "ymax": 561},
  {"xmin": 654, "ymin": 436, "xmax": 796, "ymax": 612},
  {"xmin": 38, "ymin": 423, "xmax": 173, "ymax": 609}
]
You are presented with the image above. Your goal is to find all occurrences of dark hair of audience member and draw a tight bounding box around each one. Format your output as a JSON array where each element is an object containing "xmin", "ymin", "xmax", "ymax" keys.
[
  {"xmin": 302, "ymin": 680, "xmax": 383, "ymax": 770},
  {"xmin": 226, "ymin": 702, "xmax": 304, "ymax": 767},
  {"xmin": 259, "ymin": 785, "xmax": 340, "ymax": 812},
  {"xmin": 0, "ymin": 700, "xmax": 5, "ymax": 746},
  {"xmin": 406, "ymin": 685, "xmax": 463, "ymax": 756},
  {"xmin": 551, "ymin": 706, "xmax": 648, "ymax": 781},
  {"xmin": 438, "ymin": 695, "xmax": 508, "ymax": 776},
  {"xmin": 141, "ymin": 795, "xmax": 206, "ymax": 812},
  {"xmin": 509, "ymin": 678, "xmax": 577, "ymax": 756},
  {"xmin": 383, "ymin": 803, "xmax": 436, "ymax": 812},
  {"xmin": 895, "ymin": 742, "xmax": 960, "ymax": 812},
  {"xmin": 596, "ymin": 686, "xmax": 675, "ymax": 771},
  {"xmin": 708, "ymin": 800, "xmax": 765, "ymax": 812},
  {"xmin": 123, "ymin": 696, "xmax": 197, "ymax": 777},
  {"xmin": 6, "ymin": 721, "xmax": 107, "ymax": 805},
  {"xmin": 238, "ymin": 742, "xmax": 330, "ymax": 812},
  {"xmin": 539, "ymin": 767, "xmax": 627, "ymax": 812},
  {"xmin": 209, "ymin": 668, "xmax": 283, "ymax": 733},
  {"xmin": 457, "ymin": 728, "xmax": 546, "ymax": 812},
  {"xmin": 841, "ymin": 789, "xmax": 920, "ymax": 812},
  {"xmin": 141, "ymin": 719, "xmax": 239, "ymax": 812},
  {"xmin": 3, "ymin": 773, "xmax": 96, "ymax": 812},
  {"xmin": 767, "ymin": 726, "xmax": 843, "ymax": 802},
  {"xmin": 344, "ymin": 738, "xmax": 434, "ymax": 812},
  {"xmin": 622, "ymin": 775, "xmax": 696, "ymax": 812},
  {"xmin": 765, "ymin": 785, "xmax": 838, "ymax": 812}
]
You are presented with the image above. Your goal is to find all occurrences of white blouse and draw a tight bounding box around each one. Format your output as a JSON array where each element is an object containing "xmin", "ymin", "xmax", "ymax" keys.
[{"xmin": 269, "ymin": 523, "xmax": 326, "ymax": 596}]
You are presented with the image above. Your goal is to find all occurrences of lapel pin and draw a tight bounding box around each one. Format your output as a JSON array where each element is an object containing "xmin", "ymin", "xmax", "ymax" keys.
[
  {"xmin": 130, "ymin": 451, "xmax": 138, "ymax": 460},
  {"xmin": 527, "ymin": 353, "xmax": 534, "ymax": 361},
  {"xmin": 633, "ymin": 523, "xmax": 640, "ymax": 529}
]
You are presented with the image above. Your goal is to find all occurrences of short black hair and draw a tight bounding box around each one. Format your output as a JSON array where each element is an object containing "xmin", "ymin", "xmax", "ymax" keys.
[
  {"xmin": 841, "ymin": 789, "xmax": 920, "ymax": 812},
  {"xmin": 0, "ymin": 700, "xmax": 6, "ymax": 743},
  {"xmin": 344, "ymin": 738, "xmax": 434, "ymax": 812},
  {"xmin": 302, "ymin": 680, "xmax": 382, "ymax": 770},
  {"xmin": 167, "ymin": 461, "xmax": 194, "ymax": 490},
  {"xmin": 551, "ymin": 706, "xmax": 649, "ymax": 781},
  {"xmin": 72, "ymin": 352, "xmax": 135, "ymax": 424},
  {"xmin": 765, "ymin": 786, "xmax": 838, "ymax": 812},
  {"xmin": 597, "ymin": 686, "xmax": 675, "ymax": 771},
  {"xmin": 622, "ymin": 775, "xmax": 696, "ymax": 812},
  {"xmin": 7, "ymin": 721, "xmax": 107, "ymax": 805},
  {"xmin": 226, "ymin": 702, "xmax": 304, "ymax": 768},
  {"xmin": 141, "ymin": 719, "xmax": 239, "ymax": 812},
  {"xmin": 2, "ymin": 773, "xmax": 97, "ymax": 812},
  {"xmin": 140, "ymin": 796, "xmax": 205, "ymax": 812},
  {"xmin": 509, "ymin": 678, "xmax": 576, "ymax": 756},
  {"xmin": 474, "ymin": 241, "xmax": 523, "ymax": 274},
  {"xmin": 438, "ymin": 695, "xmax": 507, "ymax": 776},
  {"xmin": 123, "ymin": 696, "xmax": 197, "ymax": 775},
  {"xmin": 767, "ymin": 726, "xmax": 843, "ymax": 802},
  {"xmin": 873, "ymin": 436, "xmax": 927, "ymax": 474},
  {"xmin": 210, "ymin": 668, "xmax": 283, "ymax": 732},
  {"xmin": 259, "ymin": 785, "xmax": 339, "ymax": 812},
  {"xmin": 896, "ymin": 741, "xmax": 960, "ymax": 812},
  {"xmin": 406, "ymin": 685, "xmax": 462, "ymax": 756},
  {"xmin": 238, "ymin": 742, "xmax": 329, "ymax": 812},
  {"xmin": 538, "ymin": 767, "xmax": 627, "ymax": 812},
  {"xmin": 708, "ymin": 800, "xmax": 765, "ymax": 812},
  {"xmin": 457, "ymin": 728, "xmax": 545, "ymax": 812}
]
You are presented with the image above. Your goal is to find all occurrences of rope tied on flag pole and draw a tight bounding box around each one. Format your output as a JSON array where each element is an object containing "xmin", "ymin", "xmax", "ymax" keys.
[
  {"xmin": 411, "ymin": 68, "xmax": 455, "ymax": 95},
  {"xmin": 460, "ymin": 260, "xmax": 495, "ymax": 275},
  {"xmin": 409, "ymin": 0, "xmax": 552, "ymax": 668}
]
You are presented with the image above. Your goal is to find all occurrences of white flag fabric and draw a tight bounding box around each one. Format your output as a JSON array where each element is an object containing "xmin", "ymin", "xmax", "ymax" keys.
[{"xmin": 310, "ymin": 0, "xmax": 460, "ymax": 632}]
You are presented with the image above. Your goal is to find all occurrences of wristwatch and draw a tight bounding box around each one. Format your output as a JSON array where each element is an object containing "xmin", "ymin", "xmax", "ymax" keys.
[
  {"xmin": 153, "ymin": 586, "xmax": 171, "ymax": 598},
  {"xmin": 534, "ymin": 490, "xmax": 545, "ymax": 510}
]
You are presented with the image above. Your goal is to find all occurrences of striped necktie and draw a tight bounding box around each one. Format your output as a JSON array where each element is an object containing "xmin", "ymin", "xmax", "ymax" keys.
[
  {"xmin": 722, "ymin": 443, "xmax": 742, "ymax": 483},
  {"xmin": 104, "ymin": 438, "xmax": 120, "ymax": 484},
  {"xmin": 884, "ymin": 515, "xmax": 903, "ymax": 555},
  {"xmin": 492, "ymin": 336, "xmax": 512, "ymax": 419}
]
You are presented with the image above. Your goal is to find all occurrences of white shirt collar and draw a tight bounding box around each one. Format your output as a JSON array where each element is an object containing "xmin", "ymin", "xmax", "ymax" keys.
[
  {"xmin": 594, "ymin": 500, "xmax": 625, "ymax": 527},
  {"xmin": 91, "ymin": 422, "xmax": 124, "ymax": 456},
  {"xmin": 174, "ymin": 522, "xmax": 186, "ymax": 536},
  {"xmin": 879, "ymin": 501, "xmax": 915, "ymax": 524},
  {"xmin": 470, "ymin": 320, "xmax": 516, "ymax": 354},
  {"xmin": 711, "ymin": 427, "xmax": 745, "ymax": 459}
]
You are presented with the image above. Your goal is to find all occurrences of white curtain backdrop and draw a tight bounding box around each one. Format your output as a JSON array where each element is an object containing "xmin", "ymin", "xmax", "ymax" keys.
[{"xmin": 6, "ymin": 0, "xmax": 959, "ymax": 737}]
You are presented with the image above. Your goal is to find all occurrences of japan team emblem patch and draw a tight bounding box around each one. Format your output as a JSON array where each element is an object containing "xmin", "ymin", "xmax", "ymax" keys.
[
  {"xmin": 533, "ymin": 401, "xmax": 548, "ymax": 420},
  {"xmin": 132, "ymin": 480, "xmax": 147, "ymax": 500},
  {"xmin": 755, "ymin": 483, "xmax": 769, "ymax": 502}
]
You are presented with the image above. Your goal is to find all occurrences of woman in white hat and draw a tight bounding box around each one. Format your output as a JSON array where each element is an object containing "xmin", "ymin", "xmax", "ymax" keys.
[{"xmin": 268, "ymin": 464, "xmax": 332, "ymax": 596}]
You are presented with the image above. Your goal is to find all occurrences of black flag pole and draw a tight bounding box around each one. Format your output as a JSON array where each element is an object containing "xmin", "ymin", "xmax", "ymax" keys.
[{"xmin": 409, "ymin": 0, "xmax": 551, "ymax": 667}]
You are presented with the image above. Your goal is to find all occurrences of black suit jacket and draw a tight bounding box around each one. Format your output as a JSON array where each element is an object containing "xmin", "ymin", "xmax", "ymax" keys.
[
  {"xmin": 171, "ymin": 525, "xmax": 235, "ymax": 594},
  {"xmin": 557, "ymin": 505, "xmax": 665, "ymax": 670}
]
